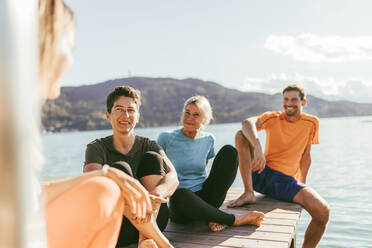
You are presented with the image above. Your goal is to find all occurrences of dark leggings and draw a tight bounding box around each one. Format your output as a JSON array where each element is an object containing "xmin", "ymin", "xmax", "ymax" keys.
[
  {"xmin": 169, "ymin": 145, "xmax": 238, "ymax": 226},
  {"xmin": 113, "ymin": 152, "xmax": 169, "ymax": 247}
]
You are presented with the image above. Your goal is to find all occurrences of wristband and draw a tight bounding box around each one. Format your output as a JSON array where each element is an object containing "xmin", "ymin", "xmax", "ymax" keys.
[{"xmin": 102, "ymin": 164, "xmax": 109, "ymax": 176}]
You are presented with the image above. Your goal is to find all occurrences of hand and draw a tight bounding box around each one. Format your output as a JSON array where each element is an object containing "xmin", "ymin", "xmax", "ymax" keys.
[
  {"xmin": 149, "ymin": 194, "xmax": 168, "ymax": 205},
  {"xmin": 251, "ymin": 146, "xmax": 265, "ymax": 174},
  {"xmin": 148, "ymin": 188, "xmax": 168, "ymax": 212},
  {"xmin": 107, "ymin": 168, "xmax": 152, "ymax": 223},
  {"xmin": 148, "ymin": 185, "xmax": 168, "ymax": 200}
]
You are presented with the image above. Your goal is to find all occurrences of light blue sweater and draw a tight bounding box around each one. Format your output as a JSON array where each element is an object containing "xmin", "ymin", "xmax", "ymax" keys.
[{"xmin": 157, "ymin": 129, "xmax": 215, "ymax": 192}]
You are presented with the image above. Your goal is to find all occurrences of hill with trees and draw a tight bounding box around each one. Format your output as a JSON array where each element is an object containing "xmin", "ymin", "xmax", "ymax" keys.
[{"xmin": 42, "ymin": 77, "xmax": 372, "ymax": 132}]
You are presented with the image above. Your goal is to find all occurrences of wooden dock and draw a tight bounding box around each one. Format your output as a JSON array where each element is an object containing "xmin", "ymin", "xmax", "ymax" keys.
[{"xmin": 126, "ymin": 187, "xmax": 302, "ymax": 248}]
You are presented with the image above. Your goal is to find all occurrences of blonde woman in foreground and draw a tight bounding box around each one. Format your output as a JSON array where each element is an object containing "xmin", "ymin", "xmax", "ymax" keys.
[{"xmin": 26, "ymin": 0, "xmax": 174, "ymax": 247}]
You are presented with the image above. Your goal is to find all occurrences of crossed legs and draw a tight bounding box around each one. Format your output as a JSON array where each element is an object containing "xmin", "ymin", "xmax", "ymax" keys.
[{"xmin": 115, "ymin": 152, "xmax": 172, "ymax": 248}]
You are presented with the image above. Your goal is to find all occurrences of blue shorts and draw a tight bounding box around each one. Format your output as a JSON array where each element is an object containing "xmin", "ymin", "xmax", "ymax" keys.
[{"xmin": 252, "ymin": 166, "xmax": 305, "ymax": 202}]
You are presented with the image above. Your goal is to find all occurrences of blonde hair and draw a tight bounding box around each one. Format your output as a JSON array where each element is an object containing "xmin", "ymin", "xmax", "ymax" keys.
[
  {"xmin": 39, "ymin": 0, "xmax": 75, "ymax": 93},
  {"xmin": 182, "ymin": 95, "xmax": 213, "ymax": 129},
  {"xmin": 0, "ymin": 0, "xmax": 75, "ymax": 245}
]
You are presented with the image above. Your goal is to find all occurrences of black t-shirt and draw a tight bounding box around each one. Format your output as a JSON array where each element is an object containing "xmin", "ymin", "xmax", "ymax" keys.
[{"xmin": 85, "ymin": 135, "xmax": 162, "ymax": 178}]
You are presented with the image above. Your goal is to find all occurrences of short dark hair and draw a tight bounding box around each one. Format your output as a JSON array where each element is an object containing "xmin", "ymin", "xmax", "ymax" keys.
[
  {"xmin": 106, "ymin": 86, "xmax": 141, "ymax": 113},
  {"xmin": 282, "ymin": 84, "xmax": 306, "ymax": 100}
]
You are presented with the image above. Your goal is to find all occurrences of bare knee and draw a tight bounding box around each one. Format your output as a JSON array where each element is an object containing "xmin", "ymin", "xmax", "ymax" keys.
[
  {"xmin": 80, "ymin": 177, "xmax": 123, "ymax": 219},
  {"xmin": 315, "ymin": 202, "xmax": 330, "ymax": 225},
  {"xmin": 295, "ymin": 187, "xmax": 330, "ymax": 225},
  {"xmin": 235, "ymin": 130, "xmax": 253, "ymax": 155},
  {"xmin": 306, "ymin": 198, "xmax": 330, "ymax": 225},
  {"xmin": 96, "ymin": 176, "xmax": 121, "ymax": 200},
  {"xmin": 235, "ymin": 131, "xmax": 248, "ymax": 149}
]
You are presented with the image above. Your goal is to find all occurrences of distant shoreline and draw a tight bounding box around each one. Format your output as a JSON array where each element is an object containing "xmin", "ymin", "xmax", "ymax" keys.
[
  {"xmin": 43, "ymin": 77, "xmax": 372, "ymax": 133},
  {"xmin": 42, "ymin": 115, "xmax": 372, "ymax": 134}
]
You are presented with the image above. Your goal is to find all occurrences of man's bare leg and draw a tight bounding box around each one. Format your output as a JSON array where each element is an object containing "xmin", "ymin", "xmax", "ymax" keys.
[
  {"xmin": 228, "ymin": 131, "xmax": 256, "ymax": 207},
  {"xmin": 293, "ymin": 187, "xmax": 330, "ymax": 248}
]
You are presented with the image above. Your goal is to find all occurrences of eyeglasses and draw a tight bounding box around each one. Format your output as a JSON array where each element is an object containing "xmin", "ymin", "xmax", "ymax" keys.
[{"xmin": 112, "ymin": 107, "xmax": 137, "ymax": 116}]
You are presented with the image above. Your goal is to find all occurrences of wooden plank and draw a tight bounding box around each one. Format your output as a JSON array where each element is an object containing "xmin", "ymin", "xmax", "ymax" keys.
[
  {"xmin": 261, "ymin": 218, "xmax": 298, "ymax": 226},
  {"xmin": 122, "ymin": 187, "xmax": 302, "ymax": 248},
  {"xmin": 221, "ymin": 205, "xmax": 301, "ymax": 213},
  {"xmin": 220, "ymin": 203, "xmax": 302, "ymax": 212},
  {"xmin": 171, "ymin": 241, "xmax": 230, "ymax": 247},
  {"xmin": 165, "ymin": 231, "xmax": 289, "ymax": 248},
  {"xmin": 166, "ymin": 222, "xmax": 295, "ymax": 234},
  {"xmin": 165, "ymin": 227, "xmax": 292, "ymax": 242},
  {"xmin": 220, "ymin": 206, "xmax": 301, "ymax": 217},
  {"xmin": 227, "ymin": 224, "xmax": 294, "ymax": 234},
  {"xmin": 165, "ymin": 230, "xmax": 292, "ymax": 244},
  {"xmin": 218, "ymin": 207, "xmax": 300, "ymax": 220}
]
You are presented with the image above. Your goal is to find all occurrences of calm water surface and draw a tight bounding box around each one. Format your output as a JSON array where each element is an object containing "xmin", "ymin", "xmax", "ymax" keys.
[{"xmin": 42, "ymin": 116, "xmax": 372, "ymax": 248}]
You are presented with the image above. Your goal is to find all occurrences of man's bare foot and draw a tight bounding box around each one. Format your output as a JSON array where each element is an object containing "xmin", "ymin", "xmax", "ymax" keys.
[
  {"xmin": 138, "ymin": 239, "xmax": 158, "ymax": 248},
  {"xmin": 208, "ymin": 222, "xmax": 226, "ymax": 232},
  {"xmin": 233, "ymin": 211, "xmax": 264, "ymax": 227},
  {"xmin": 227, "ymin": 192, "xmax": 256, "ymax": 208}
]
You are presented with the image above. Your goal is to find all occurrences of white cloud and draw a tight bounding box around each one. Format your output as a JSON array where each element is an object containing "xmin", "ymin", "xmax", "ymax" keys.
[
  {"xmin": 241, "ymin": 73, "xmax": 372, "ymax": 103},
  {"xmin": 265, "ymin": 34, "xmax": 372, "ymax": 63}
]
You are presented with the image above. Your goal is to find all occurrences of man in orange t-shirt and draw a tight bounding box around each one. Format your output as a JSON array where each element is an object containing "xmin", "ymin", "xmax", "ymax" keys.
[{"xmin": 228, "ymin": 85, "xmax": 329, "ymax": 248}]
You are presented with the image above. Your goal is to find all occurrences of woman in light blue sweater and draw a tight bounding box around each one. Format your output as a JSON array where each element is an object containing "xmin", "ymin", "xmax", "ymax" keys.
[{"xmin": 158, "ymin": 96, "xmax": 264, "ymax": 232}]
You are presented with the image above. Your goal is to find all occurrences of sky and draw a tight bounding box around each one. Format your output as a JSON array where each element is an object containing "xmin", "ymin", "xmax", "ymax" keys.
[{"xmin": 62, "ymin": 0, "xmax": 372, "ymax": 103}]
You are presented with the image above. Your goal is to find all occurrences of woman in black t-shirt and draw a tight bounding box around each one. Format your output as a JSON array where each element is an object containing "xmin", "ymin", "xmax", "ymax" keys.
[{"xmin": 84, "ymin": 86, "xmax": 179, "ymax": 247}]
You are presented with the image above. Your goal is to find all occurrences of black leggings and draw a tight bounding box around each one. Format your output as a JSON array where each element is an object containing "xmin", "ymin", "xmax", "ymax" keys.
[
  {"xmin": 169, "ymin": 145, "xmax": 238, "ymax": 226},
  {"xmin": 113, "ymin": 152, "xmax": 169, "ymax": 247}
]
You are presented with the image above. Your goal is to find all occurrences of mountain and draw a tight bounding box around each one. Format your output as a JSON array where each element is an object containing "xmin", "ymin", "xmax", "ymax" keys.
[{"xmin": 42, "ymin": 77, "xmax": 372, "ymax": 132}]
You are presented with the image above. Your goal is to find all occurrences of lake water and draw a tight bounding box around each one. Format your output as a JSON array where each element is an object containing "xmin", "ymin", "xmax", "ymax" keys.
[{"xmin": 41, "ymin": 116, "xmax": 372, "ymax": 248}]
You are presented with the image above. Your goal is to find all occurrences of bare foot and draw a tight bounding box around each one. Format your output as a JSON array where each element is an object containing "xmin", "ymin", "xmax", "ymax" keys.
[
  {"xmin": 227, "ymin": 192, "xmax": 256, "ymax": 208},
  {"xmin": 233, "ymin": 211, "xmax": 264, "ymax": 227},
  {"xmin": 208, "ymin": 222, "xmax": 226, "ymax": 232},
  {"xmin": 138, "ymin": 239, "xmax": 158, "ymax": 248}
]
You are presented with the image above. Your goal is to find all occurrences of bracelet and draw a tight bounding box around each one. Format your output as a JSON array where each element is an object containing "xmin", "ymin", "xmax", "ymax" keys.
[{"xmin": 102, "ymin": 164, "xmax": 109, "ymax": 176}]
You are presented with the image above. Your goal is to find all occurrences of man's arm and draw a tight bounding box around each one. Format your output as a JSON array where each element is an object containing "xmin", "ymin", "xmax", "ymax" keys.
[
  {"xmin": 241, "ymin": 117, "xmax": 266, "ymax": 173},
  {"xmin": 149, "ymin": 150, "xmax": 179, "ymax": 199},
  {"xmin": 297, "ymin": 144, "xmax": 312, "ymax": 183}
]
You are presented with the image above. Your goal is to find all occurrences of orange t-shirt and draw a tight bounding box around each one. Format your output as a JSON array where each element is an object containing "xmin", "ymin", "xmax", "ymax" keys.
[{"xmin": 257, "ymin": 111, "xmax": 319, "ymax": 178}]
